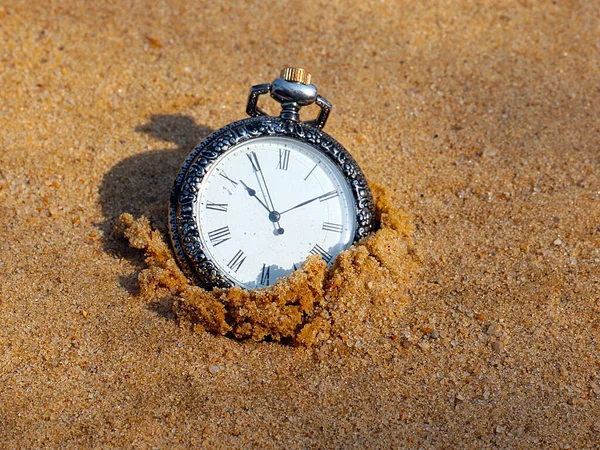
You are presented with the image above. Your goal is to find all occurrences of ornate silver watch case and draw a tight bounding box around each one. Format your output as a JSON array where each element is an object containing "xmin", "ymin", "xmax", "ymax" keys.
[{"xmin": 168, "ymin": 68, "xmax": 376, "ymax": 290}]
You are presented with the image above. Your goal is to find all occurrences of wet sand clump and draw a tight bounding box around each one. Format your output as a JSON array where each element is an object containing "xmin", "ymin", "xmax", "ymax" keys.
[{"xmin": 117, "ymin": 185, "xmax": 417, "ymax": 346}]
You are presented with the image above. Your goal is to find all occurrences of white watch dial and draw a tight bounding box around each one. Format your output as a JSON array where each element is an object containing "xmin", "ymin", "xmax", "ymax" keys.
[{"xmin": 194, "ymin": 136, "xmax": 357, "ymax": 289}]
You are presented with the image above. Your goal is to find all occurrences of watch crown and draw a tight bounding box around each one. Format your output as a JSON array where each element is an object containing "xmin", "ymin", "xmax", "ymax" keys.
[{"xmin": 280, "ymin": 67, "xmax": 312, "ymax": 85}]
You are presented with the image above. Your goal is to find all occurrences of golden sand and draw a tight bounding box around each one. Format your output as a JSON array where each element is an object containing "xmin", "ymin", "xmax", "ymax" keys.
[
  {"xmin": 117, "ymin": 185, "xmax": 416, "ymax": 346},
  {"xmin": 1, "ymin": 0, "xmax": 600, "ymax": 447}
]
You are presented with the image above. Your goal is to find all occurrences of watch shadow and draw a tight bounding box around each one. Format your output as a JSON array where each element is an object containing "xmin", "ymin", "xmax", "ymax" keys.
[{"xmin": 98, "ymin": 114, "xmax": 213, "ymax": 292}]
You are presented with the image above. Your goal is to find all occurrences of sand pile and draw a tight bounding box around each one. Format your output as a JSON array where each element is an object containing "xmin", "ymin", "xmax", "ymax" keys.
[{"xmin": 117, "ymin": 185, "xmax": 417, "ymax": 346}]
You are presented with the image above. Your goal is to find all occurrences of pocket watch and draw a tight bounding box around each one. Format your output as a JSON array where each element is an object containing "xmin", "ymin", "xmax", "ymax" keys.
[{"xmin": 168, "ymin": 67, "xmax": 376, "ymax": 290}]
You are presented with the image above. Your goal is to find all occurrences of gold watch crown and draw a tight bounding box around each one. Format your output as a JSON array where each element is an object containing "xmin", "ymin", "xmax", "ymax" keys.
[{"xmin": 280, "ymin": 67, "xmax": 312, "ymax": 85}]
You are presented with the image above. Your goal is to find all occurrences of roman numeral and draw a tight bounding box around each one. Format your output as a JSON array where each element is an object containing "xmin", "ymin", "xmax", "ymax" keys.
[
  {"xmin": 247, "ymin": 151, "xmax": 261, "ymax": 172},
  {"xmin": 207, "ymin": 226, "xmax": 231, "ymax": 246},
  {"xmin": 260, "ymin": 263, "xmax": 270, "ymax": 285},
  {"xmin": 322, "ymin": 222, "xmax": 343, "ymax": 233},
  {"xmin": 304, "ymin": 164, "xmax": 317, "ymax": 181},
  {"xmin": 319, "ymin": 190, "xmax": 339, "ymax": 202},
  {"xmin": 277, "ymin": 149, "xmax": 290, "ymax": 170},
  {"xmin": 206, "ymin": 201, "xmax": 228, "ymax": 212},
  {"xmin": 227, "ymin": 250, "xmax": 246, "ymax": 272},
  {"xmin": 219, "ymin": 171, "xmax": 238, "ymax": 186},
  {"xmin": 310, "ymin": 244, "xmax": 333, "ymax": 263}
]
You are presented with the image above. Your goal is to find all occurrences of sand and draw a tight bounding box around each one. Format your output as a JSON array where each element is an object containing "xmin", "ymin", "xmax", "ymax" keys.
[
  {"xmin": 1, "ymin": 0, "xmax": 599, "ymax": 448},
  {"xmin": 117, "ymin": 184, "xmax": 415, "ymax": 346}
]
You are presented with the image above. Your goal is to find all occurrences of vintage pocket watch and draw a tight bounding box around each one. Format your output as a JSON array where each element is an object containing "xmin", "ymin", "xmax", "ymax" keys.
[{"xmin": 169, "ymin": 68, "xmax": 376, "ymax": 290}]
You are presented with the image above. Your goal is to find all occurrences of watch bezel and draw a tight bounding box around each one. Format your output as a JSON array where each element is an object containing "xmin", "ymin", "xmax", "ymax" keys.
[{"xmin": 168, "ymin": 116, "xmax": 376, "ymax": 290}]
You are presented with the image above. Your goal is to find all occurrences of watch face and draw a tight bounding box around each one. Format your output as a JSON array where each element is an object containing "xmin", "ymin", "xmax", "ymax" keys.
[{"xmin": 194, "ymin": 136, "xmax": 357, "ymax": 289}]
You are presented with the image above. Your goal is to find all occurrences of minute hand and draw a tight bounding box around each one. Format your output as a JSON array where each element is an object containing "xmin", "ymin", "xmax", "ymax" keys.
[
  {"xmin": 247, "ymin": 152, "xmax": 276, "ymax": 212},
  {"xmin": 280, "ymin": 190, "xmax": 337, "ymax": 215}
]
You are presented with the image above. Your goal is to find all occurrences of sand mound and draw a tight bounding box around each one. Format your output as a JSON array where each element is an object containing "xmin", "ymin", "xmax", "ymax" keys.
[{"xmin": 117, "ymin": 185, "xmax": 417, "ymax": 346}]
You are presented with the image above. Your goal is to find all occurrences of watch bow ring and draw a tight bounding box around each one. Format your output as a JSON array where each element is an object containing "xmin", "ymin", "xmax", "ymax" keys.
[{"xmin": 168, "ymin": 67, "xmax": 376, "ymax": 290}]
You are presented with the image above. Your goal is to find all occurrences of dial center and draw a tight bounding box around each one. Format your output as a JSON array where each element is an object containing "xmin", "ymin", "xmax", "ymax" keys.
[{"xmin": 268, "ymin": 210, "xmax": 281, "ymax": 223}]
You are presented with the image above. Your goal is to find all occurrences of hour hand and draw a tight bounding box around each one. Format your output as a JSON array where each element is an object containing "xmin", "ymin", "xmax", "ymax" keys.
[
  {"xmin": 240, "ymin": 179, "xmax": 285, "ymax": 235},
  {"xmin": 239, "ymin": 179, "xmax": 270, "ymax": 212}
]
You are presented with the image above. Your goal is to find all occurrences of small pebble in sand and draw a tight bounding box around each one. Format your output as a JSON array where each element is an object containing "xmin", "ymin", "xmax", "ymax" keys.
[
  {"xmin": 568, "ymin": 397, "xmax": 586, "ymax": 406},
  {"xmin": 554, "ymin": 238, "xmax": 563, "ymax": 246},
  {"xmin": 560, "ymin": 365, "xmax": 569, "ymax": 377},
  {"xmin": 486, "ymin": 323, "xmax": 502, "ymax": 336},
  {"xmin": 209, "ymin": 365, "xmax": 220, "ymax": 374},
  {"xmin": 491, "ymin": 340, "xmax": 503, "ymax": 352}
]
